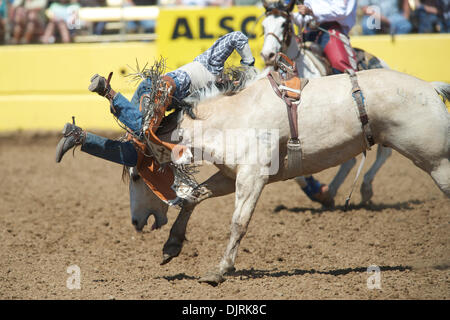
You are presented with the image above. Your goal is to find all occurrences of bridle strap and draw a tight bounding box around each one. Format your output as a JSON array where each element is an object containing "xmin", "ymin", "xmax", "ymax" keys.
[
  {"xmin": 265, "ymin": 9, "xmax": 294, "ymax": 52},
  {"xmin": 265, "ymin": 32, "xmax": 284, "ymax": 46}
]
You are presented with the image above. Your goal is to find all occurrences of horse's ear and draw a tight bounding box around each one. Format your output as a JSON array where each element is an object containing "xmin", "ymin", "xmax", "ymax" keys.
[{"xmin": 285, "ymin": 0, "xmax": 296, "ymax": 12}]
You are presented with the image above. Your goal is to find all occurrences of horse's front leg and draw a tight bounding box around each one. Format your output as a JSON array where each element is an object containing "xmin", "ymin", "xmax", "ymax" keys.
[
  {"xmin": 199, "ymin": 165, "xmax": 268, "ymax": 286},
  {"xmin": 161, "ymin": 170, "xmax": 236, "ymax": 265},
  {"xmin": 161, "ymin": 203, "xmax": 196, "ymax": 265}
]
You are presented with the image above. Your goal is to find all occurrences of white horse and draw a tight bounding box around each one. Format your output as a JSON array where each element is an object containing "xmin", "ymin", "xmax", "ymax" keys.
[
  {"xmin": 129, "ymin": 68, "xmax": 450, "ymax": 285},
  {"xmin": 260, "ymin": 0, "xmax": 392, "ymax": 205}
]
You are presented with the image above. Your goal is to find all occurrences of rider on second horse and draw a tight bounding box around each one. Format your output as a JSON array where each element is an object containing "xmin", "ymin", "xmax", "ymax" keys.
[{"xmin": 293, "ymin": 0, "xmax": 358, "ymax": 74}]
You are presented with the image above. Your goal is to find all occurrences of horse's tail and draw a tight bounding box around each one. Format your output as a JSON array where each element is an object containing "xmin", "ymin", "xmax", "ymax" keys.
[{"xmin": 431, "ymin": 81, "xmax": 450, "ymax": 103}]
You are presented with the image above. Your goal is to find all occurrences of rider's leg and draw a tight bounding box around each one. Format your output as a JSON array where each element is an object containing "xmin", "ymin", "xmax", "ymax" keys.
[
  {"xmin": 291, "ymin": 28, "xmax": 355, "ymax": 207},
  {"xmin": 89, "ymin": 75, "xmax": 153, "ymax": 134},
  {"xmin": 55, "ymin": 122, "xmax": 138, "ymax": 166},
  {"xmin": 81, "ymin": 132, "xmax": 137, "ymax": 166},
  {"xmin": 318, "ymin": 27, "xmax": 358, "ymax": 74}
]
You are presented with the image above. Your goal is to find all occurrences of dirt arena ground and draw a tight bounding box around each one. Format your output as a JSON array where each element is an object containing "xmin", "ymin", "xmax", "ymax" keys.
[{"xmin": 0, "ymin": 132, "xmax": 448, "ymax": 300}]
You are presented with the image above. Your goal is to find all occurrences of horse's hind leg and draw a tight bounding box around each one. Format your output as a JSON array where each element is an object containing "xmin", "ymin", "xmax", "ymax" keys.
[
  {"xmin": 199, "ymin": 165, "xmax": 268, "ymax": 285},
  {"xmin": 383, "ymin": 94, "xmax": 449, "ymax": 198},
  {"xmin": 430, "ymin": 158, "xmax": 450, "ymax": 197},
  {"xmin": 360, "ymin": 145, "xmax": 392, "ymax": 204}
]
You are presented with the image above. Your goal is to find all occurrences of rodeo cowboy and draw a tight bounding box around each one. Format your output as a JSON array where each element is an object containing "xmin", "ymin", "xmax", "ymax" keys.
[
  {"xmin": 293, "ymin": 0, "xmax": 359, "ymax": 74},
  {"xmin": 55, "ymin": 31, "xmax": 256, "ymax": 206}
]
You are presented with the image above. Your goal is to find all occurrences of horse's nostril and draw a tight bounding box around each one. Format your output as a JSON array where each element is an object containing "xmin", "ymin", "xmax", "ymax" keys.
[{"xmin": 132, "ymin": 219, "xmax": 138, "ymax": 226}]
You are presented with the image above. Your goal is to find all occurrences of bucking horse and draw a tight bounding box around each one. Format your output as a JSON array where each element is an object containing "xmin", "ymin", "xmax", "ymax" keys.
[{"xmin": 128, "ymin": 66, "xmax": 450, "ymax": 285}]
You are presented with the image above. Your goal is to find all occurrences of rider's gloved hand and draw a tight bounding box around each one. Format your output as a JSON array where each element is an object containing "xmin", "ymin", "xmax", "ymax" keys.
[
  {"xmin": 240, "ymin": 58, "xmax": 255, "ymax": 67},
  {"xmin": 237, "ymin": 43, "xmax": 255, "ymax": 67}
]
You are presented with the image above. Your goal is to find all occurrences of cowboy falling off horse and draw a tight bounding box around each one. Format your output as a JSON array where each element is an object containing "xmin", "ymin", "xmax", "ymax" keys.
[
  {"xmin": 54, "ymin": 3, "xmax": 450, "ymax": 285},
  {"xmin": 55, "ymin": 14, "xmax": 336, "ymax": 208},
  {"xmin": 54, "ymin": 0, "xmax": 430, "ymax": 210},
  {"xmin": 55, "ymin": 31, "xmax": 264, "ymax": 206}
]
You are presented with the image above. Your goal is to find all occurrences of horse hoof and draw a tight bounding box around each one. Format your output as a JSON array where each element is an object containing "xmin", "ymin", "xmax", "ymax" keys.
[
  {"xmin": 360, "ymin": 183, "xmax": 373, "ymax": 204},
  {"xmin": 162, "ymin": 239, "xmax": 183, "ymax": 264},
  {"xmin": 198, "ymin": 272, "xmax": 225, "ymax": 286},
  {"xmin": 224, "ymin": 266, "xmax": 236, "ymax": 275},
  {"xmin": 160, "ymin": 254, "xmax": 174, "ymax": 265}
]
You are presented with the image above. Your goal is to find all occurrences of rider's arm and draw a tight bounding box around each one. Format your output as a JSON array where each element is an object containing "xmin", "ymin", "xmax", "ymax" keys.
[
  {"xmin": 304, "ymin": 0, "xmax": 356, "ymax": 23},
  {"xmin": 194, "ymin": 31, "xmax": 255, "ymax": 76},
  {"xmin": 227, "ymin": 31, "xmax": 255, "ymax": 66},
  {"xmin": 292, "ymin": 11, "xmax": 314, "ymax": 30},
  {"xmin": 212, "ymin": 31, "xmax": 255, "ymax": 66}
]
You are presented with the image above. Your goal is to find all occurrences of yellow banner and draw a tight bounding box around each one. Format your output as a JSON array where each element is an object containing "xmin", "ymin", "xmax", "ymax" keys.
[{"xmin": 157, "ymin": 6, "xmax": 266, "ymax": 71}]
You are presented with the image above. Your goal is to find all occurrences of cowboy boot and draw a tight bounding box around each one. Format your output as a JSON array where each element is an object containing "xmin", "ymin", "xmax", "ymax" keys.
[
  {"xmin": 88, "ymin": 73, "xmax": 116, "ymax": 100},
  {"xmin": 55, "ymin": 122, "xmax": 86, "ymax": 163}
]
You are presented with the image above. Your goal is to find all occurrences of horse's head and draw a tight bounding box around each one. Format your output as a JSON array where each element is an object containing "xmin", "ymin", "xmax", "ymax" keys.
[
  {"xmin": 261, "ymin": 0, "xmax": 296, "ymax": 66},
  {"xmin": 128, "ymin": 167, "xmax": 168, "ymax": 232}
]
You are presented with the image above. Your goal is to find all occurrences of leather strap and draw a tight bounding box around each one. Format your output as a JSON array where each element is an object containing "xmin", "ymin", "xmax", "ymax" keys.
[
  {"xmin": 346, "ymin": 69, "xmax": 375, "ymax": 149},
  {"xmin": 267, "ymin": 73, "xmax": 299, "ymax": 140}
]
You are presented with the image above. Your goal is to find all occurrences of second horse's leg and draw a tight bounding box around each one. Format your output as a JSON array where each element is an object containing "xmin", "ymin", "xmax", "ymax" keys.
[
  {"xmin": 328, "ymin": 158, "xmax": 357, "ymax": 199},
  {"xmin": 360, "ymin": 145, "xmax": 392, "ymax": 204}
]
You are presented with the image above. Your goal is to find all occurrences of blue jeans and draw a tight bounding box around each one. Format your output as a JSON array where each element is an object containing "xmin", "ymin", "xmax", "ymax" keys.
[
  {"xmin": 112, "ymin": 77, "xmax": 154, "ymax": 133},
  {"xmin": 362, "ymin": 13, "xmax": 412, "ymax": 35},
  {"xmin": 127, "ymin": 20, "xmax": 155, "ymax": 33},
  {"xmin": 81, "ymin": 132, "xmax": 138, "ymax": 167},
  {"xmin": 79, "ymin": 79, "xmax": 154, "ymax": 166},
  {"xmin": 416, "ymin": 7, "xmax": 440, "ymax": 33}
]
